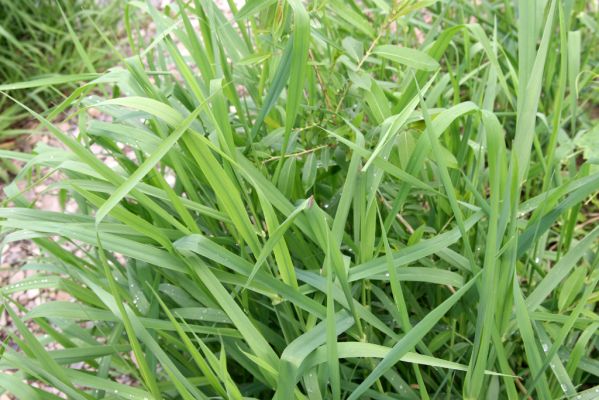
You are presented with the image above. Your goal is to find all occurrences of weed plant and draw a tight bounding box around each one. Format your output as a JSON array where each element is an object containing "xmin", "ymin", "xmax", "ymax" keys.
[{"xmin": 0, "ymin": 1, "xmax": 598, "ymax": 399}]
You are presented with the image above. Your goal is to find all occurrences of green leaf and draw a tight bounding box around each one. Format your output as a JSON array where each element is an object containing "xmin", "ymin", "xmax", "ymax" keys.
[
  {"xmin": 347, "ymin": 274, "xmax": 479, "ymax": 399},
  {"xmin": 95, "ymin": 103, "xmax": 204, "ymax": 225},
  {"xmin": 372, "ymin": 45, "xmax": 439, "ymax": 71}
]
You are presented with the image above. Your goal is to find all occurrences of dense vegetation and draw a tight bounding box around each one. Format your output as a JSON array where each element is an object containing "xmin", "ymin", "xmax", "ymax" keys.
[
  {"xmin": 0, "ymin": 0, "xmax": 120, "ymax": 180},
  {"xmin": 1, "ymin": 0, "xmax": 598, "ymax": 399}
]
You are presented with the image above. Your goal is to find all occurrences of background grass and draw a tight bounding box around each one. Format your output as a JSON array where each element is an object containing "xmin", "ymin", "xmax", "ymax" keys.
[
  {"xmin": 0, "ymin": 0, "xmax": 121, "ymax": 180},
  {"xmin": 1, "ymin": 0, "xmax": 599, "ymax": 399}
]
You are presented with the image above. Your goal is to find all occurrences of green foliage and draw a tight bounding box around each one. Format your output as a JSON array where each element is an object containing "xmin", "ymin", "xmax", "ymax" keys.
[
  {"xmin": 1, "ymin": 0, "xmax": 598, "ymax": 399},
  {"xmin": 0, "ymin": 0, "xmax": 120, "ymax": 136}
]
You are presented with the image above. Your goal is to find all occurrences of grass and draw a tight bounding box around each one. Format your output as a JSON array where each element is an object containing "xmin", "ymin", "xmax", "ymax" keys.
[
  {"xmin": 0, "ymin": 0, "xmax": 121, "ymax": 180},
  {"xmin": 1, "ymin": 0, "xmax": 599, "ymax": 399}
]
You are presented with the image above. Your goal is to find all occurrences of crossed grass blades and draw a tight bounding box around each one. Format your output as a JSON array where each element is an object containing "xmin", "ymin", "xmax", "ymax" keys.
[
  {"xmin": 0, "ymin": 0, "xmax": 121, "ymax": 181},
  {"xmin": 1, "ymin": 0, "xmax": 598, "ymax": 399}
]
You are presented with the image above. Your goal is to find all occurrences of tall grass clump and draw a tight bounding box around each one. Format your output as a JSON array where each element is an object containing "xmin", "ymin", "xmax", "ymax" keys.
[{"xmin": 1, "ymin": 0, "xmax": 598, "ymax": 399}]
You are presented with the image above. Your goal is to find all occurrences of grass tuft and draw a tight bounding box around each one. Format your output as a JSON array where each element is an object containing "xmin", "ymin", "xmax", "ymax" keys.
[{"xmin": 1, "ymin": 0, "xmax": 598, "ymax": 399}]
